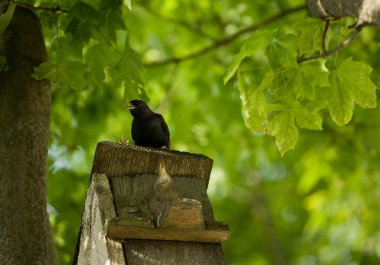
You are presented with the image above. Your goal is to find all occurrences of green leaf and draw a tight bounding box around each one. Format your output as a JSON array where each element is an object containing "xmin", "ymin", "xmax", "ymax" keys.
[
  {"xmin": 244, "ymin": 89, "xmax": 267, "ymax": 133},
  {"xmin": 33, "ymin": 60, "xmax": 88, "ymax": 89},
  {"xmin": 237, "ymin": 69, "xmax": 273, "ymax": 133},
  {"xmin": 267, "ymin": 109, "xmax": 298, "ymax": 156},
  {"xmin": 66, "ymin": 19, "xmax": 93, "ymax": 44},
  {"xmin": 61, "ymin": 61, "xmax": 88, "ymax": 87},
  {"xmin": 224, "ymin": 30, "xmax": 273, "ymax": 84},
  {"xmin": 326, "ymin": 73, "xmax": 354, "ymax": 126},
  {"xmin": 117, "ymin": 34, "xmax": 144, "ymax": 94},
  {"xmin": 289, "ymin": 62, "xmax": 329, "ymax": 101},
  {"xmin": 69, "ymin": 1, "xmax": 99, "ymax": 23},
  {"xmin": 265, "ymin": 31, "xmax": 297, "ymax": 69},
  {"xmin": 0, "ymin": 3, "xmax": 15, "ymax": 36},
  {"xmin": 256, "ymin": 70, "xmax": 275, "ymax": 92},
  {"xmin": 104, "ymin": 10, "xmax": 127, "ymax": 42},
  {"xmin": 336, "ymin": 58, "xmax": 377, "ymax": 109},
  {"xmin": 32, "ymin": 62, "xmax": 57, "ymax": 81},
  {"xmin": 85, "ymin": 43, "xmax": 120, "ymax": 85},
  {"xmin": 270, "ymin": 61, "xmax": 328, "ymax": 101},
  {"xmin": 223, "ymin": 48, "xmax": 253, "ymax": 85},
  {"xmin": 296, "ymin": 108, "xmax": 323, "ymax": 130},
  {"xmin": 292, "ymin": 18, "xmax": 324, "ymax": 54},
  {"xmin": 52, "ymin": 36, "xmax": 83, "ymax": 60},
  {"xmin": 326, "ymin": 58, "xmax": 377, "ymax": 126},
  {"xmin": 124, "ymin": 0, "xmax": 132, "ymax": 10},
  {"xmin": 269, "ymin": 68, "xmax": 292, "ymax": 98}
]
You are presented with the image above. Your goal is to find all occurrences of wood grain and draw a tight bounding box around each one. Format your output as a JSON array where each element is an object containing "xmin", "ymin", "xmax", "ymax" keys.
[
  {"xmin": 77, "ymin": 173, "xmax": 124, "ymax": 265},
  {"xmin": 107, "ymin": 217, "xmax": 230, "ymax": 243},
  {"xmin": 89, "ymin": 141, "xmax": 227, "ymax": 265},
  {"xmin": 92, "ymin": 141, "xmax": 213, "ymax": 187}
]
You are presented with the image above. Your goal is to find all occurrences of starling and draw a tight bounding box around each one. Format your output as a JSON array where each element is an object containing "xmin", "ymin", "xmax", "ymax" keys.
[{"xmin": 125, "ymin": 99, "xmax": 170, "ymax": 149}]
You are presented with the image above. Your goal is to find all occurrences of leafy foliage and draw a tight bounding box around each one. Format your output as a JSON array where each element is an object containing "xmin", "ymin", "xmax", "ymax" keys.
[
  {"xmin": 225, "ymin": 20, "xmax": 377, "ymax": 154},
  {"xmin": 2, "ymin": 0, "xmax": 380, "ymax": 264}
]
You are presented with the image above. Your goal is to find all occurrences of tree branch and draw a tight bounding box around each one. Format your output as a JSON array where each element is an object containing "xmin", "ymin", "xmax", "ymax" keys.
[
  {"xmin": 321, "ymin": 19, "xmax": 330, "ymax": 55},
  {"xmin": 297, "ymin": 27, "xmax": 362, "ymax": 63},
  {"xmin": 137, "ymin": 3, "xmax": 217, "ymax": 41},
  {"xmin": 144, "ymin": 5, "xmax": 307, "ymax": 68},
  {"xmin": 15, "ymin": 2, "xmax": 68, "ymax": 13}
]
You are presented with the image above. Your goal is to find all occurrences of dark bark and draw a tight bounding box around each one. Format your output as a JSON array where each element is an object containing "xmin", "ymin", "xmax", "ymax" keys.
[{"xmin": 0, "ymin": 6, "xmax": 57, "ymax": 265}]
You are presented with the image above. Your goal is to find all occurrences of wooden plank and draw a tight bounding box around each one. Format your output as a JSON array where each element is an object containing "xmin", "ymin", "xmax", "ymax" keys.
[
  {"xmin": 92, "ymin": 141, "xmax": 213, "ymax": 187},
  {"xmin": 163, "ymin": 198, "xmax": 204, "ymax": 229},
  {"xmin": 106, "ymin": 217, "xmax": 230, "ymax": 243},
  {"xmin": 110, "ymin": 174, "xmax": 216, "ymax": 223},
  {"xmin": 77, "ymin": 173, "xmax": 125, "ymax": 265},
  {"xmin": 123, "ymin": 239, "xmax": 226, "ymax": 265}
]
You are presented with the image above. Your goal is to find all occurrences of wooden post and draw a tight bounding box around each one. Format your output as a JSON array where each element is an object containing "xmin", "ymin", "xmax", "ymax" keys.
[{"xmin": 76, "ymin": 141, "xmax": 229, "ymax": 265}]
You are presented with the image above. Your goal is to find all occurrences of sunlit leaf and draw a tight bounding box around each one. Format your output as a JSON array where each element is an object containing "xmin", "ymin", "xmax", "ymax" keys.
[
  {"xmin": 336, "ymin": 58, "xmax": 377, "ymax": 108},
  {"xmin": 267, "ymin": 109, "xmax": 298, "ymax": 155},
  {"xmin": 290, "ymin": 62, "xmax": 329, "ymax": 100},
  {"xmin": 256, "ymin": 70, "xmax": 274, "ymax": 92},
  {"xmin": 292, "ymin": 17, "xmax": 325, "ymax": 54},
  {"xmin": 326, "ymin": 58, "xmax": 377, "ymax": 126},
  {"xmin": 296, "ymin": 107, "xmax": 323, "ymax": 130},
  {"xmin": 265, "ymin": 31, "xmax": 297, "ymax": 69},
  {"xmin": 242, "ymin": 89, "xmax": 267, "ymax": 133},
  {"xmin": 224, "ymin": 30, "xmax": 274, "ymax": 84},
  {"xmin": 124, "ymin": 0, "xmax": 132, "ymax": 10},
  {"xmin": 325, "ymin": 73, "xmax": 354, "ymax": 126}
]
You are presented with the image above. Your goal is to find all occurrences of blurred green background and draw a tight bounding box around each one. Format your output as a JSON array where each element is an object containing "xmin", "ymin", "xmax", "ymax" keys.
[{"xmin": 27, "ymin": 0, "xmax": 380, "ymax": 264}]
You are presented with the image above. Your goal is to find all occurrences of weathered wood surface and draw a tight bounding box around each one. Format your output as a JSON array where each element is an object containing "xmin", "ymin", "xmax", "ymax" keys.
[
  {"xmin": 77, "ymin": 173, "xmax": 124, "ymax": 265},
  {"xmin": 163, "ymin": 198, "xmax": 204, "ymax": 229},
  {"xmin": 92, "ymin": 141, "xmax": 227, "ymax": 265},
  {"xmin": 92, "ymin": 141, "xmax": 213, "ymax": 187},
  {"xmin": 107, "ymin": 217, "xmax": 230, "ymax": 243},
  {"xmin": 123, "ymin": 239, "xmax": 226, "ymax": 265},
  {"xmin": 111, "ymin": 174, "xmax": 215, "ymax": 223}
]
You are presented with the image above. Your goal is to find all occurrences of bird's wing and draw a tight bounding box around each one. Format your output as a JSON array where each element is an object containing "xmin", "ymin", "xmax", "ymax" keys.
[
  {"xmin": 158, "ymin": 114, "xmax": 170, "ymax": 137},
  {"xmin": 131, "ymin": 119, "xmax": 140, "ymax": 143}
]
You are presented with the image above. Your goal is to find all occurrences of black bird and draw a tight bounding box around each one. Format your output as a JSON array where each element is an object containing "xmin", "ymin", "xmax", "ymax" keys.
[{"xmin": 125, "ymin": 99, "xmax": 170, "ymax": 149}]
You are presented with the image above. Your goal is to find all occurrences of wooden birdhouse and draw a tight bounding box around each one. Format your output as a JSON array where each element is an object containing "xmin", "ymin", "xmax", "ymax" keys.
[{"xmin": 74, "ymin": 141, "xmax": 229, "ymax": 265}]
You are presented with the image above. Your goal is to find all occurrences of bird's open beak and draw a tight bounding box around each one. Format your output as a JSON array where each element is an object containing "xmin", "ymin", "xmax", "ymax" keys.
[{"xmin": 124, "ymin": 103, "xmax": 136, "ymax": 110}]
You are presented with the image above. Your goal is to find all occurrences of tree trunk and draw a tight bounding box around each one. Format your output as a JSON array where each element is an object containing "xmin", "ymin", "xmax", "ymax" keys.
[{"xmin": 0, "ymin": 6, "xmax": 57, "ymax": 265}]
